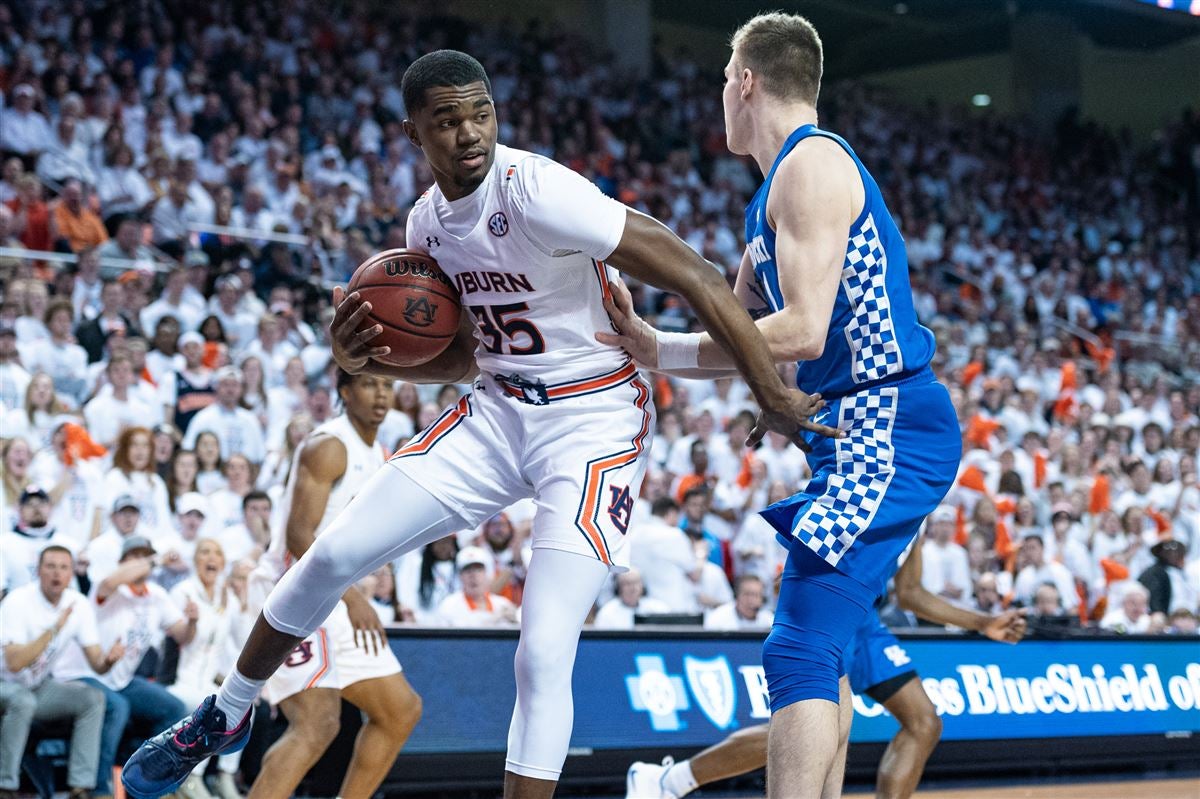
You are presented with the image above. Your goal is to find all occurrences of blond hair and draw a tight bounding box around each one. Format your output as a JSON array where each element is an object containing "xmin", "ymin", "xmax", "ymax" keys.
[{"xmin": 731, "ymin": 12, "xmax": 823, "ymax": 105}]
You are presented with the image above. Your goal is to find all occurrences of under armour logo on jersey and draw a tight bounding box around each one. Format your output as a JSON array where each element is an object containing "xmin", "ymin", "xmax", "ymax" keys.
[
  {"xmin": 488, "ymin": 211, "xmax": 509, "ymax": 237},
  {"xmin": 607, "ymin": 485, "xmax": 634, "ymax": 534},
  {"xmin": 403, "ymin": 297, "xmax": 436, "ymax": 327},
  {"xmin": 426, "ymin": 236, "xmax": 440, "ymax": 247},
  {"xmin": 883, "ymin": 644, "xmax": 911, "ymax": 668}
]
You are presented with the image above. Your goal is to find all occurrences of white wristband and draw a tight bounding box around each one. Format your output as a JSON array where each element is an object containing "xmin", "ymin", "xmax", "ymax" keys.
[{"xmin": 656, "ymin": 332, "xmax": 702, "ymax": 370}]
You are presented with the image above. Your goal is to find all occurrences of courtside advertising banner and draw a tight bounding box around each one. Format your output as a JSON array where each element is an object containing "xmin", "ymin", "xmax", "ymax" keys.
[{"xmin": 388, "ymin": 631, "xmax": 1200, "ymax": 753}]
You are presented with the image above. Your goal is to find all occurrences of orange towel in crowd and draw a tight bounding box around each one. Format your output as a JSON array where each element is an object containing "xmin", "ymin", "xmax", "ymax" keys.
[
  {"xmin": 654, "ymin": 375, "xmax": 673, "ymax": 410},
  {"xmin": 994, "ymin": 518, "xmax": 1014, "ymax": 560},
  {"xmin": 202, "ymin": 342, "xmax": 223, "ymax": 369},
  {"xmin": 1084, "ymin": 339, "xmax": 1115, "ymax": 374},
  {"xmin": 1147, "ymin": 508, "xmax": 1172, "ymax": 535},
  {"xmin": 1033, "ymin": 451, "xmax": 1047, "ymax": 489},
  {"xmin": 1089, "ymin": 473, "xmax": 1111, "ymax": 514},
  {"xmin": 1053, "ymin": 361, "xmax": 1077, "ymax": 421},
  {"xmin": 675, "ymin": 473, "xmax": 707, "ymax": 504},
  {"xmin": 965, "ymin": 415, "xmax": 1001, "ymax": 450},
  {"xmin": 1099, "ymin": 558, "xmax": 1130, "ymax": 584},
  {"xmin": 62, "ymin": 422, "xmax": 107, "ymax": 466},
  {"xmin": 962, "ymin": 361, "xmax": 984, "ymax": 387},
  {"xmin": 140, "ymin": 366, "xmax": 157, "ymax": 387},
  {"xmin": 735, "ymin": 451, "xmax": 757, "ymax": 489}
]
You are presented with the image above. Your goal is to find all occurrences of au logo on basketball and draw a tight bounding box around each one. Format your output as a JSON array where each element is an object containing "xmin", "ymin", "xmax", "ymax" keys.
[
  {"xmin": 404, "ymin": 297, "xmax": 437, "ymax": 327},
  {"xmin": 489, "ymin": 211, "xmax": 509, "ymax": 237}
]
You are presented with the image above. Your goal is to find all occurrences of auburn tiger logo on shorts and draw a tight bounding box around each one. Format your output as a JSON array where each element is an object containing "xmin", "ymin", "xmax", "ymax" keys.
[
  {"xmin": 284, "ymin": 640, "xmax": 314, "ymax": 667},
  {"xmin": 403, "ymin": 297, "xmax": 437, "ymax": 327},
  {"xmin": 607, "ymin": 484, "xmax": 634, "ymax": 534}
]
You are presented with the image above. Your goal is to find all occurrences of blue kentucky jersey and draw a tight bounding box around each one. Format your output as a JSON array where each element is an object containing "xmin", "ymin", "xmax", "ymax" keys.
[{"xmin": 744, "ymin": 124, "xmax": 935, "ymax": 399}]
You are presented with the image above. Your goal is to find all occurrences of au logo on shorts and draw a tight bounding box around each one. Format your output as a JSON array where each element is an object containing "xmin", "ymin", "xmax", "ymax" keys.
[
  {"xmin": 284, "ymin": 641, "xmax": 314, "ymax": 668},
  {"xmin": 488, "ymin": 211, "xmax": 509, "ymax": 237}
]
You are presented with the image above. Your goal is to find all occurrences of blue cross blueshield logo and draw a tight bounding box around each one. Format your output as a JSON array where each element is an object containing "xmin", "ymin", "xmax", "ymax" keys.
[
  {"xmin": 488, "ymin": 211, "xmax": 509, "ymax": 237},
  {"xmin": 625, "ymin": 655, "xmax": 689, "ymax": 732},
  {"xmin": 684, "ymin": 655, "xmax": 737, "ymax": 730}
]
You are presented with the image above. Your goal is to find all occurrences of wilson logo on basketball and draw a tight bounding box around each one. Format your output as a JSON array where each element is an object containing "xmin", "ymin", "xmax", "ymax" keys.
[
  {"xmin": 488, "ymin": 211, "xmax": 509, "ymax": 237},
  {"xmin": 383, "ymin": 258, "xmax": 456, "ymax": 290},
  {"xmin": 403, "ymin": 297, "xmax": 437, "ymax": 327}
]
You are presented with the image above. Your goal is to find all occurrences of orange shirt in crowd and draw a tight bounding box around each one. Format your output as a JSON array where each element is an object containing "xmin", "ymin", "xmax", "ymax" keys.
[{"xmin": 52, "ymin": 201, "xmax": 109, "ymax": 252}]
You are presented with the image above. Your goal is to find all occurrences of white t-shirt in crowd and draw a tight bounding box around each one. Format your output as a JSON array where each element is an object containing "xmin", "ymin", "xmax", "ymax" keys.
[
  {"xmin": 592, "ymin": 596, "xmax": 671, "ymax": 630},
  {"xmin": 0, "ymin": 584, "xmax": 100, "ymax": 688},
  {"xmin": 182, "ymin": 404, "xmax": 266, "ymax": 464},
  {"xmin": 435, "ymin": 591, "xmax": 516, "ymax": 628},
  {"xmin": 0, "ymin": 528, "xmax": 79, "ymax": 594},
  {"xmin": 84, "ymin": 392, "xmax": 157, "ymax": 447},
  {"xmin": 629, "ymin": 518, "xmax": 699, "ymax": 612},
  {"xmin": 29, "ymin": 452, "xmax": 105, "ymax": 549},
  {"xmin": 56, "ymin": 582, "xmax": 183, "ymax": 690},
  {"xmin": 921, "ymin": 539, "xmax": 973, "ymax": 608},
  {"xmin": 704, "ymin": 602, "xmax": 774, "ymax": 631}
]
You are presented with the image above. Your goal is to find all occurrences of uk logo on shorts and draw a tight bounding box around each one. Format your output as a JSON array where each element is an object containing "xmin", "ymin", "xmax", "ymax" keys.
[
  {"xmin": 488, "ymin": 211, "xmax": 509, "ymax": 237},
  {"xmin": 884, "ymin": 644, "xmax": 911, "ymax": 668}
]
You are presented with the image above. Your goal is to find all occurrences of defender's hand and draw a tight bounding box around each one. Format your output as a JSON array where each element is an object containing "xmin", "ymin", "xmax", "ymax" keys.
[
  {"xmin": 748, "ymin": 389, "xmax": 842, "ymax": 452},
  {"xmin": 983, "ymin": 609, "xmax": 1028, "ymax": 644},
  {"xmin": 330, "ymin": 286, "xmax": 391, "ymax": 374},
  {"xmin": 594, "ymin": 279, "xmax": 659, "ymax": 368}
]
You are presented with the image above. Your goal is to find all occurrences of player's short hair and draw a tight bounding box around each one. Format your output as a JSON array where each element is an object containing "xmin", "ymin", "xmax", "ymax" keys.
[
  {"xmin": 335, "ymin": 367, "xmax": 355, "ymax": 393},
  {"xmin": 730, "ymin": 12, "xmax": 823, "ymax": 105},
  {"xmin": 402, "ymin": 50, "xmax": 492, "ymax": 115}
]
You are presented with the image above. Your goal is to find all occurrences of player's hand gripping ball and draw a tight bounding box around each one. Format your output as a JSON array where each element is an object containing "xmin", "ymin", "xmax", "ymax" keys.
[{"xmin": 346, "ymin": 249, "xmax": 462, "ymax": 366}]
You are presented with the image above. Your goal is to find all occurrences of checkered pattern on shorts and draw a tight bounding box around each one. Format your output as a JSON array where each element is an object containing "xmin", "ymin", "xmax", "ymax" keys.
[
  {"xmin": 841, "ymin": 213, "xmax": 903, "ymax": 385},
  {"xmin": 794, "ymin": 387, "xmax": 898, "ymax": 566}
]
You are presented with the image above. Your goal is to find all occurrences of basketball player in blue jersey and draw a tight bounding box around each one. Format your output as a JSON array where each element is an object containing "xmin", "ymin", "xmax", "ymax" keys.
[
  {"xmin": 597, "ymin": 12, "xmax": 962, "ymax": 798},
  {"xmin": 623, "ymin": 529, "xmax": 1027, "ymax": 799}
]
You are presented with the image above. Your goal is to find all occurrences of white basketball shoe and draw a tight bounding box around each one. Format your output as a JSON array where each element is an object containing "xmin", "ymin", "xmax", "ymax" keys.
[{"xmin": 625, "ymin": 756, "xmax": 678, "ymax": 799}]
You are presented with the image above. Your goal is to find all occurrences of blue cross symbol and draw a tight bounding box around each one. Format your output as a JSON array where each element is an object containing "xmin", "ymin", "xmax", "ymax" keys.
[{"xmin": 625, "ymin": 655, "xmax": 689, "ymax": 732}]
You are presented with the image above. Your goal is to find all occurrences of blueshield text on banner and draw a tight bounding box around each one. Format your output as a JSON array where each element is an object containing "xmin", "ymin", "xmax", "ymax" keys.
[{"xmin": 388, "ymin": 633, "xmax": 1200, "ymax": 754}]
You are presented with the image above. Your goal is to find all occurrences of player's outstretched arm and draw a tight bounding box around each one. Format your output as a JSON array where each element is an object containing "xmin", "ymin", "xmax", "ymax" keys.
[
  {"xmin": 605, "ymin": 209, "xmax": 840, "ymax": 449},
  {"xmin": 894, "ymin": 535, "xmax": 1027, "ymax": 643},
  {"xmin": 330, "ymin": 286, "xmax": 479, "ymax": 384}
]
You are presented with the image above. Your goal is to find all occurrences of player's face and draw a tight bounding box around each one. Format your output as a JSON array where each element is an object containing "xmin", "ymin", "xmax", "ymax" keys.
[
  {"xmin": 722, "ymin": 55, "xmax": 750, "ymax": 156},
  {"xmin": 404, "ymin": 81, "xmax": 497, "ymax": 201},
  {"xmin": 343, "ymin": 374, "xmax": 393, "ymax": 427}
]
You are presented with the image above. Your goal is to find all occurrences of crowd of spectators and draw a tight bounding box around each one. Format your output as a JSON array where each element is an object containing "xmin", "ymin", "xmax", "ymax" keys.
[{"xmin": 0, "ymin": 1, "xmax": 1198, "ymax": 796}]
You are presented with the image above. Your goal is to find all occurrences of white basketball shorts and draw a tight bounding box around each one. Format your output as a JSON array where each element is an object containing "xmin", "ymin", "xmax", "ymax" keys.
[
  {"xmin": 386, "ymin": 363, "xmax": 655, "ymax": 571},
  {"xmin": 264, "ymin": 599, "xmax": 402, "ymax": 705}
]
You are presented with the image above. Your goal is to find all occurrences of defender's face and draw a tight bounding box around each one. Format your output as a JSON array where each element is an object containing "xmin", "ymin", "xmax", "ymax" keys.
[
  {"xmin": 722, "ymin": 55, "xmax": 750, "ymax": 156},
  {"xmin": 405, "ymin": 81, "xmax": 497, "ymax": 200}
]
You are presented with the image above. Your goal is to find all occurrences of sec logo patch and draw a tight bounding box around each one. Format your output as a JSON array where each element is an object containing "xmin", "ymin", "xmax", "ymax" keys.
[{"xmin": 488, "ymin": 212, "xmax": 509, "ymax": 237}]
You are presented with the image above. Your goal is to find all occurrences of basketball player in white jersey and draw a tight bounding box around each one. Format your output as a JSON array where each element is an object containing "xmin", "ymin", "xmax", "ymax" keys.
[
  {"xmin": 245, "ymin": 370, "xmax": 421, "ymax": 799},
  {"xmin": 123, "ymin": 50, "xmax": 837, "ymax": 799}
]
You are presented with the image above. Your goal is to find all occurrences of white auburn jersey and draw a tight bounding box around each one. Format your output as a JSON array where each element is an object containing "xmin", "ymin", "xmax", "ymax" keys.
[
  {"xmin": 258, "ymin": 415, "xmax": 386, "ymax": 583},
  {"xmin": 405, "ymin": 144, "xmax": 630, "ymax": 385}
]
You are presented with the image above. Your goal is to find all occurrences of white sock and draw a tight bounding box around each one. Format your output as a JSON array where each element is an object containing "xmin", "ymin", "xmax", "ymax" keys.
[
  {"xmin": 214, "ymin": 668, "xmax": 263, "ymax": 730},
  {"xmin": 663, "ymin": 759, "xmax": 698, "ymax": 797}
]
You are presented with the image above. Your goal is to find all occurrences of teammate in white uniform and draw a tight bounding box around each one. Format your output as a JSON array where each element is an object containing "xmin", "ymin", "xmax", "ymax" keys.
[
  {"xmin": 124, "ymin": 50, "xmax": 834, "ymax": 799},
  {"xmin": 245, "ymin": 370, "xmax": 421, "ymax": 799}
]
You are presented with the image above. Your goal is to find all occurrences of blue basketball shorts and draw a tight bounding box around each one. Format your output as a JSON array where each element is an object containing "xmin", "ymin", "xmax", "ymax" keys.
[{"xmin": 761, "ymin": 377, "xmax": 958, "ymax": 712}]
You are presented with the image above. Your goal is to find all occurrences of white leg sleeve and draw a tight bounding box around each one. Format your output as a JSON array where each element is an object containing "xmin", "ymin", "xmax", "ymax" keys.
[
  {"xmin": 505, "ymin": 548, "xmax": 610, "ymax": 781},
  {"xmin": 263, "ymin": 466, "xmax": 466, "ymax": 637}
]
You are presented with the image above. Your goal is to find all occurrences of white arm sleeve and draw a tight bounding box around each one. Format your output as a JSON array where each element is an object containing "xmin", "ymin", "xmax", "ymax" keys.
[{"xmin": 507, "ymin": 156, "xmax": 627, "ymax": 260}]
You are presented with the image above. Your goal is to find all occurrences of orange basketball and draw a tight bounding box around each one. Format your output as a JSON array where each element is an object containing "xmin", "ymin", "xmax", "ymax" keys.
[{"xmin": 346, "ymin": 249, "xmax": 461, "ymax": 367}]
